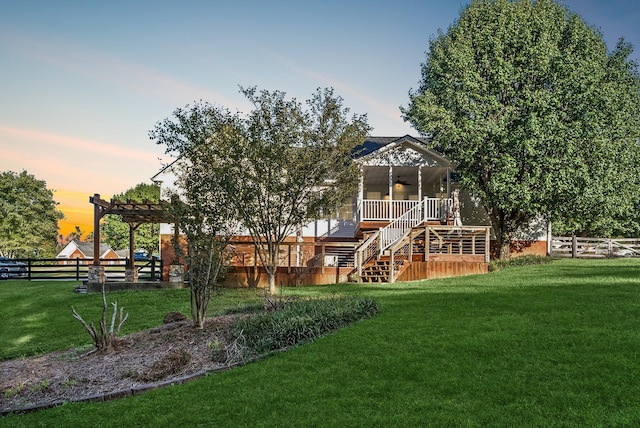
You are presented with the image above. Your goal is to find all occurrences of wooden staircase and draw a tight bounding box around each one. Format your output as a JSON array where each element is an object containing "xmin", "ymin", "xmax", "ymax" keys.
[
  {"xmin": 355, "ymin": 225, "xmax": 491, "ymax": 283},
  {"xmin": 359, "ymin": 249, "xmax": 411, "ymax": 283},
  {"xmin": 360, "ymin": 257, "xmax": 392, "ymax": 283}
]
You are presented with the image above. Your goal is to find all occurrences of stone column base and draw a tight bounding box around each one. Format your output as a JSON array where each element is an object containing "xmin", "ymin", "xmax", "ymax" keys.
[
  {"xmin": 88, "ymin": 265, "xmax": 105, "ymax": 284},
  {"xmin": 169, "ymin": 264, "xmax": 184, "ymax": 284},
  {"xmin": 125, "ymin": 267, "xmax": 139, "ymax": 282}
]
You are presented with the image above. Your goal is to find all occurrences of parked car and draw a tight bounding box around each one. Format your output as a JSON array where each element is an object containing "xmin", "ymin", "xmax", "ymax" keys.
[
  {"xmin": 0, "ymin": 257, "xmax": 27, "ymax": 280},
  {"xmin": 134, "ymin": 251, "xmax": 159, "ymax": 262}
]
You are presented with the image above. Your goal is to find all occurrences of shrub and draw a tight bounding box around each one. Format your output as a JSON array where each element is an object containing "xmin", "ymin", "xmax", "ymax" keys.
[
  {"xmin": 231, "ymin": 296, "xmax": 379, "ymax": 358},
  {"xmin": 488, "ymin": 255, "xmax": 552, "ymax": 272}
]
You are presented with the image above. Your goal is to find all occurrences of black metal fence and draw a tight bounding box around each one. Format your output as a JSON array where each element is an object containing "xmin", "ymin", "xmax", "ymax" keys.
[{"xmin": 6, "ymin": 258, "xmax": 163, "ymax": 281}]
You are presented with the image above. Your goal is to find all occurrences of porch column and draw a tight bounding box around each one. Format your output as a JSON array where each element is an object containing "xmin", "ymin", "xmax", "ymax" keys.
[
  {"xmin": 388, "ymin": 166, "xmax": 393, "ymax": 221},
  {"xmin": 358, "ymin": 167, "xmax": 364, "ymax": 223},
  {"xmin": 418, "ymin": 166, "xmax": 423, "ymax": 201},
  {"xmin": 446, "ymin": 167, "xmax": 451, "ymax": 198}
]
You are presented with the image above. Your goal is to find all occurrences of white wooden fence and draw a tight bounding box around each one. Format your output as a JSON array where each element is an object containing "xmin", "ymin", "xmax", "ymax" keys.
[{"xmin": 551, "ymin": 236, "xmax": 640, "ymax": 258}]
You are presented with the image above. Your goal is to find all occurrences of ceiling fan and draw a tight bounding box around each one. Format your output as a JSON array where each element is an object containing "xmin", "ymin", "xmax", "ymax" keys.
[{"xmin": 395, "ymin": 175, "xmax": 411, "ymax": 186}]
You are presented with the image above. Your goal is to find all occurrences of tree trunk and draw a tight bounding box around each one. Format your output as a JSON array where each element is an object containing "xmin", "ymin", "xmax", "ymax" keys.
[
  {"xmin": 498, "ymin": 237, "xmax": 511, "ymax": 260},
  {"xmin": 267, "ymin": 271, "xmax": 277, "ymax": 296},
  {"xmin": 266, "ymin": 242, "xmax": 280, "ymax": 296},
  {"xmin": 191, "ymin": 286, "xmax": 206, "ymax": 329},
  {"xmin": 489, "ymin": 210, "xmax": 512, "ymax": 260}
]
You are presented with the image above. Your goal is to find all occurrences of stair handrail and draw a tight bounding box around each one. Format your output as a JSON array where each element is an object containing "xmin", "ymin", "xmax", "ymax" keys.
[
  {"xmin": 379, "ymin": 200, "xmax": 423, "ymax": 252},
  {"xmin": 355, "ymin": 229, "xmax": 381, "ymax": 280},
  {"xmin": 388, "ymin": 228, "xmax": 414, "ymax": 283}
]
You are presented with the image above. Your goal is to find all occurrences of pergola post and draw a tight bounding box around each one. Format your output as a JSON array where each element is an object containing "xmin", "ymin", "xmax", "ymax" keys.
[
  {"xmin": 89, "ymin": 193, "xmax": 173, "ymax": 285},
  {"xmin": 125, "ymin": 223, "xmax": 140, "ymax": 282},
  {"xmin": 89, "ymin": 193, "xmax": 105, "ymax": 284}
]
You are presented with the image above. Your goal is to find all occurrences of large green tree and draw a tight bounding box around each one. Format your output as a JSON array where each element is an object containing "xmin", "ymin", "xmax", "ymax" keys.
[
  {"xmin": 402, "ymin": 0, "xmax": 640, "ymax": 257},
  {"xmin": 101, "ymin": 183, "xmax": 161, "ymax": 256},
  {"xmin": 0, "ymin": 170, "xmax": 64, "ymax": 258},
  {"xmin": 151, "ymin": 86, "xmax": 369, "ymax": 295}
]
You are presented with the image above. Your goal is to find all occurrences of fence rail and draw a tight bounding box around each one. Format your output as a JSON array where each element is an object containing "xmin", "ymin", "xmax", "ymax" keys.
[
  {"xmin": 3, "ymin": 258, "xmax": 163, "ymax": 281},
  {"xmin": 551, "ymin": 237, "xmax": 640, "ymax": 258}
]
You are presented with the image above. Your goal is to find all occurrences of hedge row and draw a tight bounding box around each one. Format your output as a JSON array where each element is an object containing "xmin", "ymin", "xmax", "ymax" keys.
[{"xmin": 231, "ymin": 296, "xmax": 379, "ymax": 358}]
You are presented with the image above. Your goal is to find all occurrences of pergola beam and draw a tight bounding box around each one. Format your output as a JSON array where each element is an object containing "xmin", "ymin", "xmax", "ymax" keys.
[{"xmin": 89, "ymin": 193, "xmax": 172, "ymax": 267}]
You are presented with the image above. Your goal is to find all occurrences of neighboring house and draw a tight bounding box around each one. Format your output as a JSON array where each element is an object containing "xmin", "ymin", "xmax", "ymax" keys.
[
  {"xmin": 56, "ymin": 239, "xmax": 120, "ymax": 265},
  {"xmin": 152, "ymin": 135, "xmax": 548, "ymax": 286}
]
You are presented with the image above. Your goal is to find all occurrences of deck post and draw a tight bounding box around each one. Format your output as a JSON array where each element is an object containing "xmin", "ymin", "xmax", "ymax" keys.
[
  {"xmin": 484, "ymin": 227, "xmax": 490, "ymax": 263},
  {"xmin": 425, "ymin": 227, "xmax": 430, "ymax": 262},
  {"xmin": 389, "ymin": 249, "xmax": 394, "ymax": 283},
  {"xmin": 409, "ymin": 230, "xmax": 414, "ymax": 261}
]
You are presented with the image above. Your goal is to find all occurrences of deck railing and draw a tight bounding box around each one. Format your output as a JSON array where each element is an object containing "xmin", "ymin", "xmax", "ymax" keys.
[
  {"xmin": 359, "ymin": 198, "xmax": 452, "ymax": 222},
  {"xmin": 421, "ymin": 226, "xmax": 491, "ymax": 262}
]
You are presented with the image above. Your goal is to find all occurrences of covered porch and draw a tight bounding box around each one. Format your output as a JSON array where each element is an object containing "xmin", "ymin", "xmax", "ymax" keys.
[{"xmin": 354, "ymin": 136, "xmax": 455, "ymax": 226}]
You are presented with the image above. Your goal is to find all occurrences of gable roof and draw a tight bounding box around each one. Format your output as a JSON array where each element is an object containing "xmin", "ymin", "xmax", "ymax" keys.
[
  {"xmin": 354, "ymin": 135, "xmax": 450, "ymax": 168},
  {"xmin": 353, "ymin": 135, "xmax": 433, "ymax": 158},
  {"xmin": 56, "ymin": 239, "xmax": 117, "ymax": 259}
]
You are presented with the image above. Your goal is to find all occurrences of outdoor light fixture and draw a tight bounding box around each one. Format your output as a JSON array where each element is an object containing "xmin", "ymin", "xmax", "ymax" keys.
[{"xmin": 395, "ymin": 175, "xmax": 410, "ymax": 186}]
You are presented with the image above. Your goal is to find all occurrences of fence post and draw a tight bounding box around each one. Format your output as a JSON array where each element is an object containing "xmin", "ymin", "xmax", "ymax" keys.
[
  {"xmin": 572, "ymin": 235, "xmax": 577, "ymax": 258},
  {"xmin": 608, "ymin": 239, "xmax": 613, "ymax": 258},
  {"xmin": 150, "ymin": 258, "xmax": 156, "ymax": 281},
  {"xmin": 76, "ymin": 258, "xmax": 80, "ymax": 281}
]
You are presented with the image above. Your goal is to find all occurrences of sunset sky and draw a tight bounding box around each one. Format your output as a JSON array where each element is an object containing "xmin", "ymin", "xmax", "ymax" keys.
[{"xmin": 1, "ymin": 0, "xmax": 638, "ymax": 237}]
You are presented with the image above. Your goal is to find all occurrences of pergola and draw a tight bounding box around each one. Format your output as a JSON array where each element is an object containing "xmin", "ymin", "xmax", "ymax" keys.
[{"xmin": 89, "ymin": 194, "xmax": 173, "ymax": 268}]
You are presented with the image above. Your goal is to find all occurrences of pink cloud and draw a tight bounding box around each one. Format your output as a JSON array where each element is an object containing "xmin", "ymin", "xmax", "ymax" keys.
[
  {"xmin": 0, "ymin": 29, "xmax": 242, "ymax": 108},
  {"xmin": 0, "ymin": 125, "xmax": 158, "ymax": 163}
]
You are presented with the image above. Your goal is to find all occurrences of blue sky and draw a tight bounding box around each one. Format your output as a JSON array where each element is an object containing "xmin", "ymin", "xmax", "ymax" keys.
[{"xmin": 0, "ymin": 0, "xmax": 638, "ymax": 234}]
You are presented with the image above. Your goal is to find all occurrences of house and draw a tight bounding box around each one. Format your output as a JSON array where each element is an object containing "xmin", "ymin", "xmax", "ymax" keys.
[
  {"xmin": 152, "ymin": 135, "xmax": 548, "ymax": 286},
  {"xmin": 56, "ymin": 239, "xmax": 120, "ymax": 265}
]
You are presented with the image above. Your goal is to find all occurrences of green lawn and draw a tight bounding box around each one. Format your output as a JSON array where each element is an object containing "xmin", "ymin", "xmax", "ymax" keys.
[
  {"xmin": 2, "ymin": 258, "xmax": 640, "ymax": 427},
  {"xmin": 0, "ymin": 281, "xmax": 264, "ymax": 360}
]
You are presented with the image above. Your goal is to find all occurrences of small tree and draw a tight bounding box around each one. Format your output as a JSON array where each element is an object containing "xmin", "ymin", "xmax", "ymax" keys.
[
  {"xmin": 402, "ymin": 0, "xmax": 640, "ymax": 257},
  {"xmin": 71, "ymin": 284, "xmax": 129, "ymax": 351},
  {"xmin": 151, "ymin": 87, "xmax": 370, "ymax": 295},
  {"xmin": 163, "ymin": 147, "xmax": 240, "ymax": 328}
]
